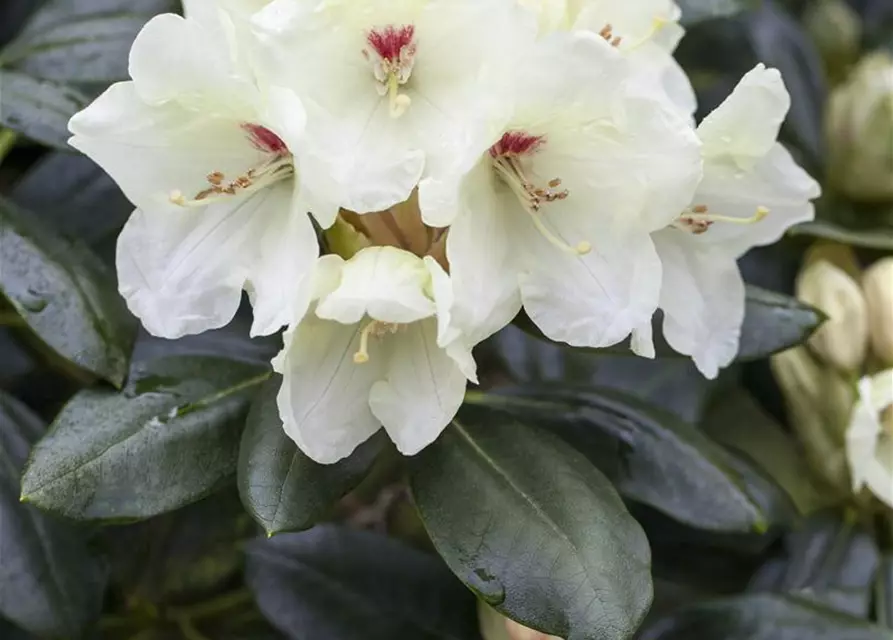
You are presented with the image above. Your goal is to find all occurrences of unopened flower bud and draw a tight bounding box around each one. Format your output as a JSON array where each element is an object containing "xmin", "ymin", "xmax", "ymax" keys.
[
  {"xmin": 479, "ymin": 602, "xmax": 562, "ymax": 640},
  {"xmin": 803, "ymin": 0, "xmax": 862, "ymax": 84},
  {"xmin": 771, "ymin": 346, "xmax": 858, "ymax": 495},
  {"xmin": 826, "ymin": 51, "xmax": 893, "ymax": 202},
  {"xmin": 796, "ymin": 257, "xmax": 869, "ymax": 373},
  {"xmin": 863, "ymin": 258, "xmax": 893, "ymax": 366}
]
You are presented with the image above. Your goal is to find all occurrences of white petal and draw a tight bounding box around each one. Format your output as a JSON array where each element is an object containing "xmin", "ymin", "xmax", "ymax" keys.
[
  {"xmin": 631, "ymin": 321, "xmax": 656, "ymax": 359},
  {"xmin": 247, "ymin": 180, "xmax": 320, "ymax": 337},
  {"xmin": 444, "ymin": 165, "xmax": 522, "ymax": 345},
  {"xmin": 117, "ymin": 182, "xmax": 292, "ymax": 339},
  {"xmin": 275, "ymin": 316, "xmax": 384, "ymax": 464},
  {"xmin": 315, "ymin": 246, "xmax": 435, "ymax": 325},
  {"xmin": 519, "ymin": 225, "xmax": 663, "ymax": 348},
  {"xmin": 68, "ymin": 82, "xmax": 270, "ymax": 213},
  {"xmin": 369, "ymin": 320, "xmax": 468, "ymax": 456},
  {"xmin": 653, "ymin": 229, "xmax": 745, "ymax": 379},
  {"xmin": 846, "ymin": 376, "xmax": 884, "ymax": 491},
  {"xmin": 697, "ymin": 64, "xmax": 790, "ymax": 165},
  {"xmin": 693, "ymin": 143, "xmax": 820, "ymax": 257},
  {"xmin": 129, "ymin": 13, "xmax": 254, "ymax": 115},
  {"xmin": 424, "ymin": 256, "xmax": 480, "ymax": 383}
]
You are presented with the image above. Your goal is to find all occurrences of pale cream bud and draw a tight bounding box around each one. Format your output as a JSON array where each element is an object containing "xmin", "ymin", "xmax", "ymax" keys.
[
  {"xmin": 826, "ymin": 51, "xmax": 893, "ymax": 202},
  {"xmin": 803, "ymin": 0, "xmax": 862, "ymax": 84},
  {"xmin": 479, "ymin": 602, "xmax": 562, "ymax": 640},
  {"xmin": 863, "ymin": 258, "xmax": 893, "ymax": 366},
  {"xmin": 796, "ymin": 258, "xmax": 869, "ymax": 373},
  {"xmin": 771, "ymin": 346, "xmax": 858, "ymax": 495}
]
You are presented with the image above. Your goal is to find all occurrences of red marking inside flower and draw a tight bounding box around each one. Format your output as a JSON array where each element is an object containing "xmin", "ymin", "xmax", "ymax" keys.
[
  {"xmin": 489, "ymin": 131, "xmax": 545, "ymax": 158},
  {"xmin": 367, "ymin": 25, "xmax": 416, "ymax": 62},
  {"xmin": 242, "ymin": 123, "xmax": 288, "ymax": 155}
]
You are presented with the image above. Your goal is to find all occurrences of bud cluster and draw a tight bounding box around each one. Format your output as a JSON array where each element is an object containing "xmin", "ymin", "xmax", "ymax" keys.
[{"xmin": 773, "ymin": 243, "xmax": 893, "ymax": 506}]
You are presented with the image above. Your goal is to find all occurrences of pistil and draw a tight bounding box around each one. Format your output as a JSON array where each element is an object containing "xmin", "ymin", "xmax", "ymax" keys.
[{"xmin": 354, "ymin": 320, "xmax": 403, "ymax": 364}]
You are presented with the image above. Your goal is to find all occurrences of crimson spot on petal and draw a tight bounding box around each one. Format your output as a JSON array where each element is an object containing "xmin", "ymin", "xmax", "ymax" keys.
[
  {"xmin": 489, "ymin": 131, "xmax": 545, "ymax": 158},
  {"xmin": 242, "ymin": 123, "xmax": 288, "ymax": 155},
  {"xmin": 367, "ymin": 25, "xmax": 416, "ymax": 62}
]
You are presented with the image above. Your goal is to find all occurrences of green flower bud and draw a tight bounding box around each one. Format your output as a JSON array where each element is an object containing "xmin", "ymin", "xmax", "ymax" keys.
[
  {"xmin": 826, "ymin": 51, "xmax": 893, "ymax": 202},
  {"xmin": 804, "ymin": 0, "xmax": 862, "ymax": 84},
  {"xmin": 863, "ymin": 257, "xmax": 893, "ymax": 366},
  {"xmin": 771, "ymin": 346, "xmax": 858, "ymax": 496},
  {"xmin": 796, "ymin": 256, "xmax": 869, "ymax": 374}
]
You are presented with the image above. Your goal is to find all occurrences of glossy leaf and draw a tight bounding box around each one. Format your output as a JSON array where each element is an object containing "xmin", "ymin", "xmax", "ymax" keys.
[
  {"xmin": 20, "ymin": 356, "xmax": 269, "ymax": 520},
  {"xmin": 0, "ymin": 70, "xmax": 87, "ymax": 148},
  {"xmin": 2, "ymin": 7, "xmax": 172, "ymax": 84},
  {"xmin": 0, "ymin": 390, "xmax": 107, "ymax": 638},
  {"xmin": 467, "ymin": 387, "xmax": 773, "ymax": 533},
  {"xmin": 640, "ymin": 593, "xmax": 893, "ymax": 640},
  {"xmin": 0, "ymin": 196, "xmax": 136, "ymax": 387},
  {"xmin": 238, "ymin": 377, "xmax": 385, "ymax": 536},
  {"xmin": 744, "ymin": 0, "xmax": 826, "ymax": 173},
  {"xmin": 748, "ymin": 511, "xmax": 879, "ymax": 618},
  {"xmin": 245, "ymin": 525, "xmax": 480, "ymax": 640},
  {"xmin": 737, "ymin": 285, "xmax": 825, "ymax": 361},
  {"xmin": 410, "ymin": 406, "xmax": 652, "ymax": 640},
  {"xmin": 702, "ymin": 391, "xmax": 835, "ymax": 516}
]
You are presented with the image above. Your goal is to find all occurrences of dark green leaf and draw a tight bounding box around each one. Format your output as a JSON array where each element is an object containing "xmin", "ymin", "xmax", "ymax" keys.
[
  {"xmin": 0, "ymin": 390, "xmax": 107, "ymax": 638},
  {"xmin": 0, "ymin": 196, "xmax": 137, "ymax": 387},
  {"xmin": 484, "ymin": 325, "xmax": 716, "ymax": 424},
  {"xmin": 702, "ymin": 391, "xmax": 835, "ymax": 516},
  {"xmin": 737, "ymin": 285, "xmax": 825, "ymax": 361},
  {"xmin": 0, "ymin": 70, "xmax": 88, "ymax": 148},
  {"xmin": 640, "ymin": 594, "xmax": 893, "ymax": 640},
  {"xmin": 20, "ymin": 356, "xmax": 269, "ymax": 520},
  {"xmin": 790, "ymin": 220, "xmax": 893, "ymax": 252},
  {"xmin": 238, "ymin": 377, "xmax": 385, "ymax": 536},
  {"xmin": 467, "ymin": 387, "xmax": 772, "ymax": 533},
  {"xmin": 245, "ymin": 525, "xmax": 481, "ymax": 640},
  {"xmin": 12, "ymin": 152, "xmax": 131, "ymax": 249},
  {"xmin": 677, "ymin": 0, "xmax": 762, "ymax": 25},
  {"xmin": 410, "ymin": 406, "xmax": 652, "ymax": 640},
  {"xmin": 2, "ymin": 12, "xmax": 165, "ymax": 84},
  {"xmin": 744, "ymin": 0, "xmax": 826, "ymax": 171},
  {"xmin": 749, "ymin": 511, "xmax": 879, "ymax": 618}
]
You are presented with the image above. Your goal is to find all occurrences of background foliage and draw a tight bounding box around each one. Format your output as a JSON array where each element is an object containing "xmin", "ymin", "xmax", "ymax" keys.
[{"xmin": 1, "ymin": 0, "xmax": 892, "ymax": 639}]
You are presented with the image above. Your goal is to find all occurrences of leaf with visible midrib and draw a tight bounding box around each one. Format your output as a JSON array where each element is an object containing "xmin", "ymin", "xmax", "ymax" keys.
[
  {"xmin": 21, "ymin": 356, "xmax": 269, "ymax": 520},
  {"xmin": 0, "ymin": 196, "xmax": 136, "ymax": 387},
  {"xmin": 238, "ymin": 377, "xmax": 385, "ymax": 536},
  {"xmin": 410, "ymin": 406, "xmax": 652, "ymax": 640}
]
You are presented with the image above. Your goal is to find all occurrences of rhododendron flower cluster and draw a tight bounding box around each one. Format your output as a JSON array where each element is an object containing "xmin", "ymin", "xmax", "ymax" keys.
[{"xmin": 68, "ymin": 0, "xmax": 820, "ymax": 463}]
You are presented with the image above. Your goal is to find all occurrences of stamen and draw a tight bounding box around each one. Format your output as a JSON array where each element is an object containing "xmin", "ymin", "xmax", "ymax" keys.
[
  {"xmin": 675, "ymin": 205, "xmax": 769, "ymax": 234},
  {"xmin": 598, "ymin": 17, "xmax": 668, "ymax": 51},
  {"xmin": 168, "ymin": 156, "xmax": 293, "ymax": 208},
  {"xmin": 353, "ymin": 320, "xmax": 403, "ymax": 364},
  {"xmin": 489, "ymin": 136, "xmax": 590, "ymax": 256},
  {"xmin": 387, "ymin": 73, "xmax": 412, "ymax": 118}
]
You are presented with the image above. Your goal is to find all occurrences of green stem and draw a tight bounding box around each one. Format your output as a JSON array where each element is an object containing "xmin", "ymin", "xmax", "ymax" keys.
[
  {"xmin": 0, "ymin": 312, "xmax": 25, "ymax": 327},
  {"xmin": 0, "ymin": 129, "xmax": 18, "ymax": 165}
]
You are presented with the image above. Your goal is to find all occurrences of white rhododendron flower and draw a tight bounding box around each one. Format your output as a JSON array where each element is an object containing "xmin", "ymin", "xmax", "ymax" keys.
[
  {"xmin": 69, "ymin": 6, "xmax": 336, "ymax": 339},
  {"xmin": 251, "ymin": 0, "xmax": 535, "ymax": 215},
  {"xmin": 631, "ymin": 65, "xmax": 821, "ymax": 378},
  {"xmin": 421, "ymin": 32, "xmax": 702, "ymax": 349},
  {"xmin": 846, "ymin": 370, "xmax": 893, "ymax": 507},
  {"xmin": 274, "ymin": 247, "xmax": 476, "ymax": 463}
]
